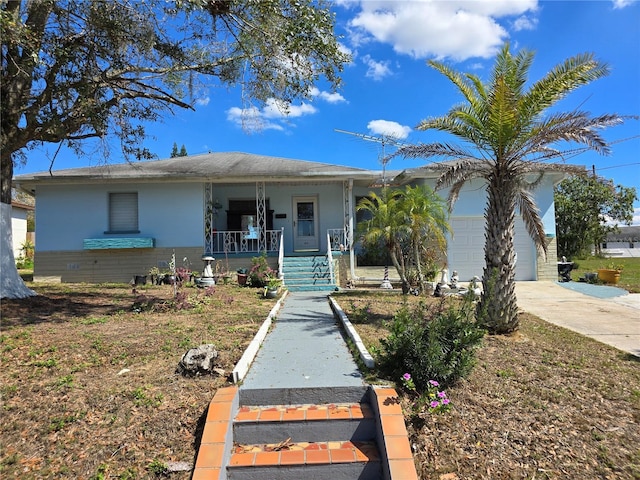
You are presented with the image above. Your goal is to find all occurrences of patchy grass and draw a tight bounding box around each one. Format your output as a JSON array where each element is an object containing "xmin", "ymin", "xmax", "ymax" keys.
[
  {"xmin": 334, "ymin": 289, "xmax": 640, "ymax": 480},
  {"xmin": 570, "ymin": 256, "xmax": 640, "ymax": 293},
  {"xmin": 2, "ymin": 281, "xmax": 639, "ymax": 479},
  {"xmin": 0, "ymin": 282, "xmax": 278, "ymax": 479}
]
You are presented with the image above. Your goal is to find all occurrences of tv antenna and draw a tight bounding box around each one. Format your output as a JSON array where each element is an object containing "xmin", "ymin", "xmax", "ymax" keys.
[{"xmin": 334, "ymin": 128, "xmax": 408, "ymax": 186}]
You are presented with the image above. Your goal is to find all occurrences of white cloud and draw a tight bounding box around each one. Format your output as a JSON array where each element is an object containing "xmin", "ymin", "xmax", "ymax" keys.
[
  {"xmin": 612, "ymin": 0, "xmax": 635, "ymax": 9},
  {"xmin": 367, "ymin": 119, "xmax": 411, "ymax": 139},
  {"xmin": 195, "ymin": 96, "xmax": 210, "ymax": 106},
  {"xmin": 512, "ymin": 14, "xmax": 538, "ymax": 31},
  {"xmin": 633, "ymin": 207, "xmax": 640, "ymax": 226},
  {"xmin": 362, "ymin": 54, "xmax": 392, "ymax": 80},
  {"xmin": 347, "ymin": 1, "xmax": 539, "ymax": 61},
  {"xmin": 226, "ymin": 106, "xmax": 284, "ymax": 131},
  {"xmin": 309, "ymin": 86, "xmax": 347, "ymax": 104},
  {"xmin": 226, "ymin": 98, "xmax": 317, "ymax": 131}
]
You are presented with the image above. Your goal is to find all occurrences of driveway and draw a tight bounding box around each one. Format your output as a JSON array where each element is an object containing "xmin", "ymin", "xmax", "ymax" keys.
[{"xmin": 515, "ymin": 281, "xmax": 640, "ymax": 357}]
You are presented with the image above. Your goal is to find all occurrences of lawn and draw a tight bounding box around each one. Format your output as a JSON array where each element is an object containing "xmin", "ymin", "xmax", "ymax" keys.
[
  {"xmin": 569, "ymin": 256, "xmax": 640, "ymax": 293},
  {"xmin": 1, "ymin": 274, "xmax": 639, "ymax": 479},
  {"xmin": 0, "ymin": 282, "xmax": 278, "ymax": 479},
  {"xmin": 334, "ymin": 289, "xmax": 640, "ymax": 479}
]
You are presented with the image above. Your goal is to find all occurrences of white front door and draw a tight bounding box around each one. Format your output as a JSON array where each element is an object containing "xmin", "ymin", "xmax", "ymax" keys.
[{"xmin": 293, "ymin": 196, "xmax": 319, "ymax": 251}]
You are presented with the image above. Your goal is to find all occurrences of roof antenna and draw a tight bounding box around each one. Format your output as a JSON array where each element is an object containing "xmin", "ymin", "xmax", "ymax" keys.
[{"xmin": 334, "ymin": 129, "xmax": 407, "ymax": 187}]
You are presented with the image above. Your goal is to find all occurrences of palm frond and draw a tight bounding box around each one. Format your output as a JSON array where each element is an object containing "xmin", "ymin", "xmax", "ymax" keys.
[
  {"xmin": 517, "ymin": 188, "xmax": 547, "ymax": 255},
  {"xmin": 521, "ymin": 52, "xmax": 609, "ymax": 120},
  {"xmin": 428, "ymin": 60, "xmax": 480, "ymax": 107}
]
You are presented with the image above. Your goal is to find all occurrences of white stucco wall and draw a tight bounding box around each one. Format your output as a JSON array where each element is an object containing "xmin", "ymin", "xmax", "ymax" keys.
[
  {"xmin": 35, "ymin": 183, "xmax": 204, "ymax": 251},
  {"xmin": 11, "ymin": 207, "xmax": 28, "ymax": 258}
]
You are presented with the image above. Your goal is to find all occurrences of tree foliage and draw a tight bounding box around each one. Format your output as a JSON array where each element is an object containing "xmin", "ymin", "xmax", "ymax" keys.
[
  {"xmin": 356, "ymin": 185, "xmax": 450, "ymax": 294},
  {"xmin": 555, "ymin": 174, "xmax": 637, "ymax": 258},
  {"xmin": 170, "ymin": 143, "xmax": 188, "ymax": 158},
  {"xmin": 1, "ymin": 0, "xmax": 349, "ymax": 202},
  {"xmin": 0, "ymin": 0, "xmax": 348, "ymax": 299},
  {"xmin": 391, "ymin": 43, "xmax": 630, "ymax": 334}
]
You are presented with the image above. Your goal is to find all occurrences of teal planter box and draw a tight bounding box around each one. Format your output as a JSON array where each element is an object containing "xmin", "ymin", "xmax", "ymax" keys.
[{"xmin": 83, "ymin": 237, "xmax": 155, "ymax": 250}]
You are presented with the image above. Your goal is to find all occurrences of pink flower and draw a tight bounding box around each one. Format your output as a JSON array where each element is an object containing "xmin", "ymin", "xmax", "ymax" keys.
[
  {"xmin": 430, "ymin": 401, "xmax": 440, "ymax": 409},
  {"xmin": 442, "ymin": 398, "xmax": 450, "ymax": 405},
  {"xmin": 402, "ymin": 373, "xmax": 411, "ymax": 381},
  {"xmin": 428, "ymin": 380, "xmax": 439, "ymax": 387},
  {"xmin": 437, "ymin": 391, "xmax": 447, "ymax": 398}
]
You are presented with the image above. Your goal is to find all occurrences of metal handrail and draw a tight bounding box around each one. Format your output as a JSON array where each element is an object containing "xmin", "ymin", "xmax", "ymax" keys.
[
  {"xmin": 326, "ymin": 232, "xmax": 335, "ymax": 286},
  {"xmin": 278, "ymin": 227, "xmax": 285, "ymax": 284}
]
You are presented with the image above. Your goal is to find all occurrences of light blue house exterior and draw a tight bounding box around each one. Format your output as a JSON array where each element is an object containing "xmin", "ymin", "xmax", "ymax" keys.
[{"xmin": 13, "ymin": 152, "xmax": 564, "ymax": 285}]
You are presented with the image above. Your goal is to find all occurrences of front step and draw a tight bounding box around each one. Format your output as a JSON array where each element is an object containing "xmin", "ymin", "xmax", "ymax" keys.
[
  {"xmin": 228, "ymin": 440, "xmax": 381, "ymax": 480},
  {"xmin": 193, "ymin": 386, "xmax": 419, "ymax": 480},
  {"xmin": 282, "ymin": 255, "xmax": 336, "ymax": 292},
  {"xmin": 228, "ymin": 400, "xmax": 382, "ymax": 480},
  {"xmin": 229, "ymin": 386, "xmax": 382, "ymax": 479}
]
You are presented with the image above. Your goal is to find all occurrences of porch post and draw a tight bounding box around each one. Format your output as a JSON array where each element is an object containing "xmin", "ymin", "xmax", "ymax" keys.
[
  {"xmin": 256, "ymin": 181, "xmax": 266, "ymax": 252},
  {"xmin": 345, "ymin": 179, "xmax": 357, "ymax": 280},
  {"xmin": 204, "ymin": 182, "xmax": 214, "ymax": 255}
]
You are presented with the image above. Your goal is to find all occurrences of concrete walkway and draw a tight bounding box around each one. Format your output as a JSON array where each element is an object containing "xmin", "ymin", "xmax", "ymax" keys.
[
  {"xmin": 241, "ymin": 292, "xmax": 365, "ymax": 394},
  {"xmin": 515, "ymin": 281, "xmax": 640, "ymax": 357}
]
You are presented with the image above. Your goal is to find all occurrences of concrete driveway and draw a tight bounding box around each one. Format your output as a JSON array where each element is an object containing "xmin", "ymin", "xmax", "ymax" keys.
[{"xmin": 515, "ymin": 281, "xmax": 640, "ymax": 357}]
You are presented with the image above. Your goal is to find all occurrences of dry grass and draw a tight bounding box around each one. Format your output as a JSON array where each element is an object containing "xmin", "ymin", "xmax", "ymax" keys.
[
  {"xmin": 334, "ymin": 289, "xmax": 640, "ymax": 480},
  {"xmin": 0, "ymin": 282, "xmax": 277, "ymax": 479},
  {"xmin": 2, "ymin": 283, "xmax": 639, "ymax": 479}
]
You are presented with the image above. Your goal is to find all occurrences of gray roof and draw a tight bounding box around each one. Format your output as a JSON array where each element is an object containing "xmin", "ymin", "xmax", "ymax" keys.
[
  {"xmin": 606, "ymin": 226, "xmax": 640, "ymax": 242},
  {"xmin": 13, "ymin": 152, "xmax": 381, "ymax": 186}
]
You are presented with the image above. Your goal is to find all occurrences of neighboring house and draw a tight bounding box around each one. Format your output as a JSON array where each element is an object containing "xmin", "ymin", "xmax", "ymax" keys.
[
  {"xmin": 10, "ymin": 200, "xmax": 34, "ymax": 260},
  {"xmin": 600, "ymin": 226, "xmax": 640, "ymax": 258},
  {"xmin": 12, "ymin": 152, "xmax": 566, "ymax": 285}
]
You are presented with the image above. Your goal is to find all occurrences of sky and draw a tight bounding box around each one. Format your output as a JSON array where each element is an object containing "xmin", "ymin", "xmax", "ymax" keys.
[{"xmin": 17, "ymin": 0, "xmax": 640, "ymax": 224}]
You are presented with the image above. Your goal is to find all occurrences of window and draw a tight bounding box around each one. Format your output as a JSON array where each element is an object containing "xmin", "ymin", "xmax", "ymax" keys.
[{"xmin": 108, "ymin": 192, "xmax": 138, "ymax": 233}]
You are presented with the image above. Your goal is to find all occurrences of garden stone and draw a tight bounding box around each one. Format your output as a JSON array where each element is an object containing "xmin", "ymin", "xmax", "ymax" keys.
[{"xmin": 177, "ymin": 344, "xmax": 220, "ymax": 377}]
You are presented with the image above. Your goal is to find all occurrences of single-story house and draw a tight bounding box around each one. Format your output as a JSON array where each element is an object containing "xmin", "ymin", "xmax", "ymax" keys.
[
  {"xmin": 11, "ymin": 200, "xmax": 34, "ymax": 260},
  {"xmin": 12, "ymin": 152, "xmax": 565, "ymax": 288},
  {"xmin": 600, "ymin": 225, "xmax": 640, "ymax": 258}
]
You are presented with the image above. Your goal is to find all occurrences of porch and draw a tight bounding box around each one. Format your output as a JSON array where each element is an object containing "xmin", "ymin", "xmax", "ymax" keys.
[{"xmin": 204, "ymin": 228, "xmax": 348, "ymax": 256}]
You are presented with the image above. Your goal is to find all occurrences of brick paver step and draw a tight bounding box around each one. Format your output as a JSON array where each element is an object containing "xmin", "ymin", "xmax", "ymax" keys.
[
  {"xmin": 233, "ymin": 402, "xmax": 376, "ymax": 444},
  {"xmin": 228, "ymin": 440, "xmax": 382, "ymax": 480}
]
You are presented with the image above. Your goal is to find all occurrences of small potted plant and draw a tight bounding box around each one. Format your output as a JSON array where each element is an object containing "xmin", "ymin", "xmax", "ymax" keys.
[
  {"xmin": 597, "ymin": 262, "xmax": 623, "ymax": 284},
  {"xmin": 237, "ymin": 268, "xmax": 249, "ymax": 286},
  {"xmin": 263, "ymin": 276, "xmax": 282, "ymax": 298}
]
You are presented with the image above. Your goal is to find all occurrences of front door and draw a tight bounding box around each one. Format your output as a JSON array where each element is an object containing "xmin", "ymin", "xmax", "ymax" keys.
[{"xmin": 293, "ymin": 196, "xmax": 319, "ymax": 251}]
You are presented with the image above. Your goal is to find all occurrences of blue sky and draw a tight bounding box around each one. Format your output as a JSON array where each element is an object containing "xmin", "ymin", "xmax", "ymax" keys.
[{"xmin": 19, "ymin": 0, "xmax": 640, "ymax": 223}]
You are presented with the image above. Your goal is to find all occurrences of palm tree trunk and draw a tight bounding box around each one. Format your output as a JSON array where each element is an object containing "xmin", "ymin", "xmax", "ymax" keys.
[
  {"xmin": 389, "ymin": 245, "xmax": 410, "ymax": 294},
  {"xmin": 477, "ymin": 174, "xmax": 519, "ymax": 334}
]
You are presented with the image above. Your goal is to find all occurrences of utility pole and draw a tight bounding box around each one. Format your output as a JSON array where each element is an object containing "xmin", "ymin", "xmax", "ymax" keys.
[{"xmin": 334, "ymin": 129, "xmax": 408, "ymax": 187}]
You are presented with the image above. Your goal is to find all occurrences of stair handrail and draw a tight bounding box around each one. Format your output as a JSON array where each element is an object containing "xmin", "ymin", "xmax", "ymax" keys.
[
  {"xmin": 278, "ymin": 227, "xmax": 285, "ymax": 285},
  {"xmin": 326, "ymin": 232, "xmax": 335, "ymax": 286}
]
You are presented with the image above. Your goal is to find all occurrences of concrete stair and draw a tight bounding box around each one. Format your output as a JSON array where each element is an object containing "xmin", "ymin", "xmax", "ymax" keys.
[
  {"xmin": 282, "ymin": 255, "xmax": 336, "ymax": 292},
  {"xmin": 191, "ymin": 386, "xmax": 419, "ymax": 480}
]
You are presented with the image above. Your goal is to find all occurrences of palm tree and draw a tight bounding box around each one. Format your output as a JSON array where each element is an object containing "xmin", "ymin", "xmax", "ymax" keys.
[
  {"xmin": 356, "ymin": 185, "xmax": 450, "ymax": 294},
  {"xmin": 400, "ymin": 185, "xmax": 450, "ymax": 293},
  {"xmin": 392, "ymin": 43, "xmax": 626, "ymax": 333},
  {"xmin": 357, "ymin": 189, "xmax": 411, "ymax": 293}
]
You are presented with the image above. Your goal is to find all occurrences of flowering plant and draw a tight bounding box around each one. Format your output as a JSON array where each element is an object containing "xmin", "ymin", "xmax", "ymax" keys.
[{"xmin": 401, "ymin": 373, "xmax": 451, "ymax": 415}]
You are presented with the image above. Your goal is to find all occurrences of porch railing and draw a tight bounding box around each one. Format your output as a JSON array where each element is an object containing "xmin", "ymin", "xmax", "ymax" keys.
[
  {"xmin": 205, "ymin": 229, "xmax": 282, "ymax": 255},
  {"xmin": 327, "ymin": 228, "xmax": 347, "ymax": 251}
]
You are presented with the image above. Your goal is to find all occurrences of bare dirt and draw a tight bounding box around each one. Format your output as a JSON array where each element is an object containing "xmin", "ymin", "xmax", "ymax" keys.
[
  {"xmin": 336, "ymin": 290, "xmax": 640, "ymax": 480},
  {"xmin": 1, "ymin": 284, "xmax": 639, "ymax": 479},
  {"xmin": 0, "ymin": 282, "xmax": 277, "ymax": 479}
]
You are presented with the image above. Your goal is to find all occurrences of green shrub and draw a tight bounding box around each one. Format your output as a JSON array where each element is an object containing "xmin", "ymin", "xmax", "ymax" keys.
[{"xmin": 378, "ymin": 298, "xmax": 485, "ymax": 391}]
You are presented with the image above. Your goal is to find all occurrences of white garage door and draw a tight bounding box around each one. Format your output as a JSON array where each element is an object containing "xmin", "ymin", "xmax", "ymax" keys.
[{"xmin": 447, "ymin": 217, "xmax": 536, "ymax": 281}]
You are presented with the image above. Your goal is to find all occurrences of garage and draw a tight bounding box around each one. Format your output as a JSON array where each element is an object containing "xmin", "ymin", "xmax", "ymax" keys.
[{"xmin": 446, "ymin": 216, "xmax": 536, "ymax": 281}]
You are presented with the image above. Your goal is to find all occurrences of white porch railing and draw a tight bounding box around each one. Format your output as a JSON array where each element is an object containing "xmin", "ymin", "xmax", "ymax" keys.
[
  {"xmin": 326, "ymin": 232, "xmax": 335, "ymax": 286},
  {"xmin": 327, "ymin": 228, "xmax": 347, "ymax": 251},
  {"xmin": 206, "ymin": 229, "xmax": 282, "ymax": 255}
]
